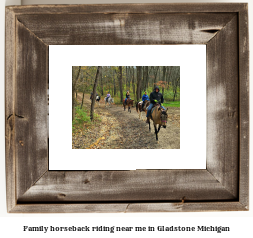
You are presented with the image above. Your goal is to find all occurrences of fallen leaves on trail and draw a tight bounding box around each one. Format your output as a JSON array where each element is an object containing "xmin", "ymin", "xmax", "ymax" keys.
[
  {"xmin": 86, "ymin": 136, "xmax": 106, "ymax": 149},
  {"xmin": 72, "ymin": 94, "xmax": 180, "ymax": 149}
]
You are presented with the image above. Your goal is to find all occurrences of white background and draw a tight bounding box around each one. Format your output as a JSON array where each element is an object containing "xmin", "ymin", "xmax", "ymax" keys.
[
  {"xmin": 49, "ymin": 45, "xmax": 206, "ymax": 170},
  {"xmin": 0, "ymin": 0, "xmax": 252, "ymax": 237}
]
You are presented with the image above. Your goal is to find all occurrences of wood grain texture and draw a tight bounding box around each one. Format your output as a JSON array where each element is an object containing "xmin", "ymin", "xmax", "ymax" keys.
[
  {"xmin": 16, "ymin": 13, "xmax": 236, "ymax": 45},
  {"xmin": 15, "ymin": 20, "xmax": 48, "ymax": 200},
  {"xmin": 10, "ymin": 202, "xmax": 247, "ymax": 213},
  {"xmin": 238, "ymin": 4, "xmax": 249, "ymax": 209},
  {"xmin": 5, "ymin": 3, "xmax": 249, "ymax": 213},
  {"xmin": 7, "ymin": 3, "xmax": 246, "ymax": 14},
  {"xmin": 206, "ymin": 16, "xmax": 239, "ymax": 198},
  {"xmin": 5, "ymin": 7, "xmax": 16, "ymax": 212},
  {"xmin": 18, "ymin": 170, "xmax": 237, "ymax": 202}
]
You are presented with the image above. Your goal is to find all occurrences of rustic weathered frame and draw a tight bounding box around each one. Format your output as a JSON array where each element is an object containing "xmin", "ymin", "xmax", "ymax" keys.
[{"xmin": 5, "ymin": 4, "xmax": 249, "ymax": 213}]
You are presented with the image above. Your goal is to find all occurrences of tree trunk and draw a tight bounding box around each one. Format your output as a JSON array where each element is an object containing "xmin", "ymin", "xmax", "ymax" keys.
[
  {"xmin": 173, "ymin": 77, "xmax": 179, "ymax": 101},
  {"xmin": 119, "ymin": 66, "xmax": 123, "ymax": 102},
  {"xmin": 162, "ymin": 66, "xmax": 166, "ymax": 94},
  {"xmin": 166, "ymin": 66, "xmax": 172, "ymax": 90},
  {"xmin": 153, "ymin": 66, "xmax": 159, "ymax": 88},
  {"xmin": 125, "ymin": 66, "xmax": 128, "ymax": 89},
  {"xmin": 100, "ymin": 69, "xmax": 103, "ymax": 96},
  {"xmin": 72, "ymin": 66, "xmax": 81, "ymax": 121},
  {"xmin": 136, "ymin": 66, "xmax": 142, "ymax": 100},
  {"xmin": 132, "ymin": 67, "xmax": 135, "ymax": 100},
  {"xmin": 113, "ymin": 70, "xmax": 116, "ymax": 96},
  {"xmin": 80, "ymin": 91, "xmax": 85, "ymax": 109},
  {"xmin": 128, "ymin": 66, "xmax": 131, "ymax": 89},
  {"xmin": 144, "ymin": 66, "xmax": 149, "ymax": 90},
  {"xmin": 90, "ymin": 66, "xmax": 102, "ymax": 121}
]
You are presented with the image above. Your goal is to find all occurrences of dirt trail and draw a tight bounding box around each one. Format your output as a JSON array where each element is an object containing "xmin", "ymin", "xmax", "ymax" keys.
[{"xmin": 73, "ymin": 94, "xmax": 180, "ymax": 149}]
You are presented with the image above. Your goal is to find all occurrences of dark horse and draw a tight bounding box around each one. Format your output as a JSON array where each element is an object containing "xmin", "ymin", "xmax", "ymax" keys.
[
  {"xmin": 123, "ymin": 98, "xmax": 134, "ymax": 113},
  {"xmin": 148, "ymin": 104, "xmax": 168, "ymax": 141},
  {"xmin": 95, "ymin": 95, "xmax": 100, "ymax": 103},
  {"xmin": 136, "ymin": 100, "xmax": 150, "ymax": 120},
  {"xmin": 90, "ymin": 94, "xmax": 100, "ymax": 103}
]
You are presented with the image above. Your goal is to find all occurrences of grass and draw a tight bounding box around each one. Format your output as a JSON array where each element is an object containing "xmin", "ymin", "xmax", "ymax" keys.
[
  {"xmin": 73, "ymin": 107, "xmax": 90, "ymax": 125},
  {"xmin": 163, "ymin": 101, "xmax": 180, "ymax": 108},
  {"xmin": 72, "ymin": 104, "xmax": 101, "ymax": 133}
]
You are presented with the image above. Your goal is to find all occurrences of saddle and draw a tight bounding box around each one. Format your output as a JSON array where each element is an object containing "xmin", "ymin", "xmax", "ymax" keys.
[
  {"xmin": 151, "ymin": 103, "xmax": 160, "ymax": 113},
  {"xmin": 150, "ymin": 103, "xmax": 161, "ymax": 119},
  {"xmin": 125, "ymin": 98, "xmax": 132, "ymax": 104}
]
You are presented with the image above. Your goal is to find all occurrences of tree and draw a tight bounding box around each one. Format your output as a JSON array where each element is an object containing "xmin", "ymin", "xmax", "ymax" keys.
[
  {"xmin": 136, "ymin": 66, "xmax": 142, "ymax": 100},
  {"xmin": 72, "ymin": 66, "xmax": 81, "ymax": 121},
  {"xmin": 90, "ymin": 66, "xmax": 102, "ymax": 121},
  {"xmin": 131, "ymin": 67, "xmax": 135, "ymax": 100},
  {"xmin": 113, "ymin": 70, "xmax": 116, "ymax": 96},
  {"xmin": 162, "ymin": 66, "xmax": 166, "ymax": 94},
  {"xmin": 118, "ymin": 66, "xmax": 123, "ymax": 102}
]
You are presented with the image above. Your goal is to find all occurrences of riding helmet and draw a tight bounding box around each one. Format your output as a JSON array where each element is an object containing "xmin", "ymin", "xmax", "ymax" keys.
[{"xmin": 154, "ymin": 86, "xmax": 160, "ymax": 91}]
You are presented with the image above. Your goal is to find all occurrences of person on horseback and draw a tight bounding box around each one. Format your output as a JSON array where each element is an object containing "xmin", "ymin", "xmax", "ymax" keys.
[
  {"xmin": 106, "ymin": 92, "xmax": 111, "ymax": 102},
  {"xmin": 141, "ymin": 91, "xmax": 149, "ymax": 110},
  {"xmin": 90, "ymin": 92, "xmax": 93, "ymax": 100},
  {"xmin": 146, "ymin": 86, "xmax": 165, "ymax": 123},
  {"xmin": 125, "ymin": 90, "xmax": 130, "ymax": 105}
]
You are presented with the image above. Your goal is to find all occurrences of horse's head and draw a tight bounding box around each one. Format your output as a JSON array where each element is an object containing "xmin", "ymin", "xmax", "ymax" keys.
[{"xmin": 159, "ymin": 108, "xmax": 168, "ymax": 128}]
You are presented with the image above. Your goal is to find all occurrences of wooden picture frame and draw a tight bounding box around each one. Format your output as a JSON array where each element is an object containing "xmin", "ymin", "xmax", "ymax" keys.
[{"xmin": 5, "ymin": 3, "xmax": 249, "ymax": 213}]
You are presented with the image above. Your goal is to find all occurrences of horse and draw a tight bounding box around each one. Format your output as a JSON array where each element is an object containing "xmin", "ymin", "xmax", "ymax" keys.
[
  {"xmin": 148, "ymin": 104, "xmax": 168, "ymax": 141},
  {"xmin": 104, "ymin": 96, "xmax": 114, "ymax": 107},
  {"xmin": 123, "ymin": 98, "xmax": 134, "ymax": 113},
  {"xmin": 136, "ymin": 100, "xmax": 150, "ymax": 120},
  {"xmin": 90, "ymin": 94, "xmax": 100, "ymax": 105},
  {"xmin": 96, "ymin": 95, "xmax": 100, "ymax": 105}
]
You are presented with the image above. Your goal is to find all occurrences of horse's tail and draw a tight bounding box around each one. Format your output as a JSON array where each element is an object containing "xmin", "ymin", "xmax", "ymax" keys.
[{"xmin": 136, "ymin": 102, "xmax": 139, "ymax": 112}]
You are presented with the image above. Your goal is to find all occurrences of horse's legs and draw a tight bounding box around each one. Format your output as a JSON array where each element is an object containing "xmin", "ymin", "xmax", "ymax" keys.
[
  {"xmin": 154, "ymin": 124, "xmax": 158, "ymax": 141},
  {"xmin": 157, "ymin": 125, "xmax": 161, "ymax": 133}
]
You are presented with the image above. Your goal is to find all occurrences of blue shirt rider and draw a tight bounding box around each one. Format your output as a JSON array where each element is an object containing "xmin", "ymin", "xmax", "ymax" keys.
[
  {"xmin": 141, "ymin": 91, "xmax": 149, "ymax": 109},
  {"xmin": 146, "ymin": 86, "xmax": 166, "ymax": 123}
]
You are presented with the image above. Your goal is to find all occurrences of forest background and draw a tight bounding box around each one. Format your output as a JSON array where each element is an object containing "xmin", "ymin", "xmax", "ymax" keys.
[{"xmin": 72, "ymin": 66, "xmax": 180, "ymax": 122}]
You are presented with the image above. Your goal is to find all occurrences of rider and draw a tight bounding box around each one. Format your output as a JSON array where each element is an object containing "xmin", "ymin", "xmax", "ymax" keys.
[
  {"xmin": 125, "ymin": 90, "xmax": 130, "ymax": 105},
  {"xmin": 90, "ymin": 92, "xmax": 93, "ymax": 100},
  {"xmin": 106, "ymin": 92, "xmax": 111, "ymax": 102},
  {"xmin": 146, "ymin": 86, "xmax": 165, "ymax": 123},
  {"xmin": 141, "ymin": 91, "xmax": 149, "ymax": 110}
]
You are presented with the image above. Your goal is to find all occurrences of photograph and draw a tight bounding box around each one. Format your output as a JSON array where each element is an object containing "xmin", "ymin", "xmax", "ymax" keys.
[
  {"xmin": 72, "ymin": 66, "xmax": 180, "ymax": 149},
  {"xmin": 3, "ymin": 1, "xmax": 250, "ymax": 218}
]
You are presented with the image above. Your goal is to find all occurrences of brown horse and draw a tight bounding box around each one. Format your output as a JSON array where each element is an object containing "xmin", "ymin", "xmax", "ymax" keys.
[
  {"xmin": 148, "ymin": 104, "xmax": 168, "ymax": 141},
  {"xmin": 123, "ymin": 98, "xmax": 134, "ymax": 113},
  {"xmin": 136, "ymin": 100, "xmax": 150, "ymax": 120}
]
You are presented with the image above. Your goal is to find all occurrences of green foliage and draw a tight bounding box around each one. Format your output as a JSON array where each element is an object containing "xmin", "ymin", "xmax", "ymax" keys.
[
  {"xmin": 72, "ymin": 107, "xmax": 90, "ymax": 127},
  {"xmin": 113, "ymin": 96, "xmax": 122, "ymax": 105},
  {"xmin": 72, "ymin": 105, "xmax": 101, "ymax": 134},
  {"xmin": 163, "ymin": 88, "xmax": 180, "ymax": 101},
  {"xmin": 163, "ymin": 101, "xmax": 180, "ymax": 108}
]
